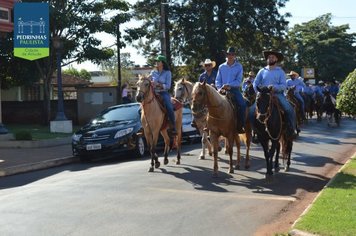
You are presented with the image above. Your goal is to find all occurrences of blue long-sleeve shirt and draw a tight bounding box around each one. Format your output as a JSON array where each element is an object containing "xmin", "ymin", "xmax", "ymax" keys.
[
  {"xmin": 215, "ymin": 60, "xmax": 243, "ymax": 89},
  {"xmin": 286, "ymin": 77, "xmax": 305, "ymax": 93},
  {"xmin": 150, "ymin": 69, "xmax": 172, "ymax": 91},
  {"xmin": 253, "ymin": 66, "xmax": 286, "ymax": 93}
]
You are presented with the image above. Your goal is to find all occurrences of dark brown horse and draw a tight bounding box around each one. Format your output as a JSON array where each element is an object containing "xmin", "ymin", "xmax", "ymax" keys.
[
  {"xmin": 255, "ymin": 87, "xmax": 293, "ymax": 181},
  {"xmin": 286, "ymin": 86, "xmax": 302, "ymax": 134},
  {"xmin": 322, "ymin": 90, "xmax": 341, "ymax": 127},
  {"xmin": 302, "ymin": 92, "xmax": 313, "ymax": 120},
  {"xmin": 313, "ymin": 93, "xmax": 323, "ymax": 121}
]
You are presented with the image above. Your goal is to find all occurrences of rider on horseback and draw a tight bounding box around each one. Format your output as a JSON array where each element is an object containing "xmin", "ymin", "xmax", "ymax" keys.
[
  {"xmin": 287, "ymin": 71, "xmax": 306, "ymax": 121},
  {"xmin": 150, "ymin": 55, "xmax": 177, "ymax": 135},
  {"xmin": 215, "ymin": 47, "xmax": 246, "ymax": 134},
  {"xmin": 253, "ymin": 50, "xmax": 297, "ymax": 138}
]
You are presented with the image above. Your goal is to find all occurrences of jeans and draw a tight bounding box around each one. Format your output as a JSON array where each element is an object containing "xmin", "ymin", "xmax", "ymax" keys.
[
  {"xmin": 230, "ymin": 87, "xmax": 246, "ymax": 127},
  {"xmin": 276, "ymin": 93, "xmax": 296, "ymax": 133},
  {"xmin": 159, "ymin": 91, "xmax": 175, "ymax": 126},
  {"xmin": 295, "ymin": 92, "xmax": 305, "ymax": 118}
]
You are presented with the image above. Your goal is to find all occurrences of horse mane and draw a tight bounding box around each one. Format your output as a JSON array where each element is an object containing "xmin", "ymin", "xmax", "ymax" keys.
[
  {"xmin": 193, "ymin": 82, "xmax": 223, "ymax": 106},
  {"xmin": 174, "ymin": 78, "xmax": 193, "ymax": 91}
]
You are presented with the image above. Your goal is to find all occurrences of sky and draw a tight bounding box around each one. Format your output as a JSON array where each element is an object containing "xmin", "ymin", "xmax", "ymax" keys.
[{"xmin": 69, "ymin": 0, "xmax": 356, "ymax": 71}]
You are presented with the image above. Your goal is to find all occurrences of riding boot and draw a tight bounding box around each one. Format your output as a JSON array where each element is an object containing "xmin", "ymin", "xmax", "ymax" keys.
[
  {"xmin": 191, "ymin": 119, "xmax": 197, "ymax": 128},
  {"xmin": 169, "ymin": 122, "xmax": 177, "ymax": 136}
]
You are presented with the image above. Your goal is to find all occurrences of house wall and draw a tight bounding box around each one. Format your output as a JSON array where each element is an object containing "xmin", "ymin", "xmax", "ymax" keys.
[
  {"xmin": 77, "ymin": 87, "xmax": 118, "ymax": 125},
  {"xmin": 2, "ymin": 100, "xmax": 78, "ymax": 125}
]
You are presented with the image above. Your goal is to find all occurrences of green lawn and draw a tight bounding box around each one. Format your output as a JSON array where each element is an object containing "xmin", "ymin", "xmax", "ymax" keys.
[
  {"xmin": 6, "ymin": 124, "xmax": 80, "ymax": 140},
  {"xmin": 293, "ymin": 155, "xmax": 356, "ymax": 236}
]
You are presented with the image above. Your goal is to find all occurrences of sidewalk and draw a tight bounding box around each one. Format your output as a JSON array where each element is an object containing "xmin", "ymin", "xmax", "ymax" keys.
[{"xmin": 0, "ymin": 137, "xmax": 76, "ymax": 177}]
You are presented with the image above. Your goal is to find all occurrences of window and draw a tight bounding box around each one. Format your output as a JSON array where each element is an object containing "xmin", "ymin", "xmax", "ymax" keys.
[{"xmin": 0, "ymin": 8, "xmax": 10, "ymax": 22}]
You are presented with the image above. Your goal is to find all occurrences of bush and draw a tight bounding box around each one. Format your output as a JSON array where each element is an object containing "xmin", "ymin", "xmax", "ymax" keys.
[
  {"xmin": 15, "ymin": 131, "xmax": 33, "ymax": 140},
  {"xmin": 337, "ymin": 69, "xmax": 356, "ymax": 116}
]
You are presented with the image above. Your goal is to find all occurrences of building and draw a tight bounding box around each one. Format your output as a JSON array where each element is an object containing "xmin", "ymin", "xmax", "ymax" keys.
[{"xmin": 0, "ymin": 0, "xmax": 15, "ymax": 35}]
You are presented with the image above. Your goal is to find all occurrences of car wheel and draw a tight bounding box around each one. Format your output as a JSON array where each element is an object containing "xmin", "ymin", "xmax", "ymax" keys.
[{"xmin": 133, "ymin": 136, "xmax": 146, "ymax": 158}]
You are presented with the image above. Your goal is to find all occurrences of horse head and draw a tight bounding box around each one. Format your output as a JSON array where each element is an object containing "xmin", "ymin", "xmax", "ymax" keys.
[
  {"xmin": 286, "ymin": 86, "xmax": 296, "ymax": 97},
  {"xmin": 135, "ymin": 75, "xmax": 152, "ymax": 103},
  {"xmin": 174, "ymin": 78, "xmax": 193, "ymax": 104},
  {"xmin": 243, "ymin": 83, "xmax": 256, "ymax": 105},
  {"xmin": 256, "ymin": 86, "xmax": 273, "ymax": 123},
  {"xmin": 191, "ymin": 81, "xmax": 209, "ymax": 115}
]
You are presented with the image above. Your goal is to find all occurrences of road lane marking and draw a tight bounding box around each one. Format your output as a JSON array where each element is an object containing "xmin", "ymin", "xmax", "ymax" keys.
[{"xmin": 147, "ymin": 187, "xmax": 296, "ymax": 202}]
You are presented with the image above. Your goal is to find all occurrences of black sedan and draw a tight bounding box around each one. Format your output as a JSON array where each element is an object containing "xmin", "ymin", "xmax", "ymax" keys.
[{"xmin": 72, "ymin": 103, "xmax": 145, "ymax": 161}]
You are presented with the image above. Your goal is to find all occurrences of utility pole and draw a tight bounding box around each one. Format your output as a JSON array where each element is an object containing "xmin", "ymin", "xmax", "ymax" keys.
[{"xmin": 117, "ymin": 21, "xmax": 122, "ymax": 104}]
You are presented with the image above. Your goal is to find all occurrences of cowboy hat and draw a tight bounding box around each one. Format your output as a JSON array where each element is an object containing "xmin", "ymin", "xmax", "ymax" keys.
[
  {"xmin": 288, "ymin": 71, "xmax": 299, "ymax": 77},
  {"xmin": 203, "ymin": 58, "xmax": 216, "ymax": 68},
  {"xmin": 248, "ymin": 71, "xmax": 255, "ymax": 76},
  {"xmin": 318, "ymin": 80, "xmax": 324, "ymax": 85},
  {"xmin": 263, "ymin": 49, "xmax": 284, "ymax": 62},
  {"xmin": 226, "ymin": 47, "xmax": 236, "ymax": 54}
]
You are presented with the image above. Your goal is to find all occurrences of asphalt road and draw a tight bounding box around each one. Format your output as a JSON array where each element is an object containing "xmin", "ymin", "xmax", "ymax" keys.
[{"xmin": 0, "ymin": 118, "xmax": 355, "ymax": 236}]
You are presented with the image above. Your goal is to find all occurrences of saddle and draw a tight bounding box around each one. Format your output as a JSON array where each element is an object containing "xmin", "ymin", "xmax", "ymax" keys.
[
  {"xmin": 224, "ymin": 90, "xmax": 244, "ymax": 133},
  {"xmin": 154, "ymin": 93, "xmax": 183, "ymax": 131}
]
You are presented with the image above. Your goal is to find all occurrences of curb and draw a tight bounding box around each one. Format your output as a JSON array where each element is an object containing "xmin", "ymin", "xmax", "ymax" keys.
[
  {"xmin": 0, "ymin": 156, "xmax": 78, "ymax": 177},
  {"xmin": 0, "ymin": 137, "xmax": 71, "ymax": 148}
]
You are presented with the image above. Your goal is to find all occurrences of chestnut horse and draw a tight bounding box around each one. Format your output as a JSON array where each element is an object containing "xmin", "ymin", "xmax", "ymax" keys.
[
  {"xmin": 136, "ymin": 76, "xmax": 183, "ymax": 172},
  {"xmin": 191, "ymin": 82, "xmax": 251, "ymax": 176},
  {"xmin": 174, "ymin": 78, "xmax": 212, "ymax": 159}
]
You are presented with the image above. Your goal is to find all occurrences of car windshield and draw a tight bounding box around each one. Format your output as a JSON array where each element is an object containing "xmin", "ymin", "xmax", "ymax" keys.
[{"xmin": 93, "ymin": 104, "xmax": 139, "ymax": 123}]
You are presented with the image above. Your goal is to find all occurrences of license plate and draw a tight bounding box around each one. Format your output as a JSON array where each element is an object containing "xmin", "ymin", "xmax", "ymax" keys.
[{"xmin": 86, "ymin": 143, "xmax": 102, "ymax": 151}]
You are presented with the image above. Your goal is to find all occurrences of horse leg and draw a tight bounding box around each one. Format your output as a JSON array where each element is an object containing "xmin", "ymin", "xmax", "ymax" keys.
[
  {"xmin": 227, "ymin": 137, "xmax": 234, "ymax": 174},
  {"xmin": 244, "ymin": 130, "xmax": 251, "ymax": 169},
  {"xmin": 161, "ymin": 130, "xmax": 170, "ymax": 165},
  {"xmin": 235, "ymin": 135, "xmax": 241, "ymax": 170},
  {"xmin": 175, "ymin": 129, "xmax": 182, "ymax": 165},
  {"xmin": 210, "ymin": 133, "xmax": 220, "ymax": 177},
  {"xmin": 200, "ymin": 131, "xmax": 207, "ymax": 160},
  {"xmin": 274, "ymin": 140, "xmax": 280, "ymax": 173},
  {"xmin": 285, "ymin": 139, "xmax": 293, "ymax": 171},
  {"xmin": 148, "ymin": 146, "xmax": 154, "ymax": 172}
]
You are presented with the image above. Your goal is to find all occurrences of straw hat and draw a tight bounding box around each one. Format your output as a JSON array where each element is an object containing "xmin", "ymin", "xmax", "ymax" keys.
[
  {"xmin": 288, "ymin": 71, "xmax": 299, "ymax": 77},
  {"xmin": 248, "ymin": 71, "xmax": 255, "ymax": 76},
  {"xmin": 203, "ymin": 58, "xmax": 216, "ymax": 68}
]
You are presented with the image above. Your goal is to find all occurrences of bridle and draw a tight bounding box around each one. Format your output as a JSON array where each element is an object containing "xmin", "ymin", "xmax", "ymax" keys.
[{"xmin": 137, "ymin": 78, "xmax": 155, "ymax": 106}]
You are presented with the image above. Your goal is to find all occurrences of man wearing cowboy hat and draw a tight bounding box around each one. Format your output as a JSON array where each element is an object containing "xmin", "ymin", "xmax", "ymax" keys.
[
  {"xmin": 287, "ymin": 70, "xmax": 306, "ymax": 121},
  {"xmin": 253, "ymin": 49, "xmax": 297, "ymax": 138},
  {"xmin": 215, "ymin": 46, "xmax": 246, "ymax": 133},
  {"xmin": 242, "ymin": 71, "xmax": 256, "ymax": 92},
  {"xmin": 199, "ymin": 58, "xmax": 217, "ymax": 85}
]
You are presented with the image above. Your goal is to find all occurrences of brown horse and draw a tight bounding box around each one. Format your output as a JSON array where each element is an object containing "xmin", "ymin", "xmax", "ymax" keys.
[
  {"xmin": 191, "ymin": 82, "xmax": 251, "ymax": 176},
  {"xmin": 136, "ymin": 76, "xmax": 183, "ymax": 172},
  {"xmin": 314, "ymin": 93, "xmax": 323, "ymax": 121},
  {"xmin": 174, "ymin": 78, "xmax": 212, "ymax": 159}
]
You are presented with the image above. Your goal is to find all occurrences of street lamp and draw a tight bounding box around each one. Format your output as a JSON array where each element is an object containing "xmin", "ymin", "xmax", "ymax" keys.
[{"xmin": 52, "ymin": 36, "xmax": 67, "ymax": 121}]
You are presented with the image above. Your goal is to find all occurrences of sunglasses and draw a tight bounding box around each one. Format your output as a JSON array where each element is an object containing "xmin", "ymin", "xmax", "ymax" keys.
[
  {"xmin": 204, "ymin": 64, "xmax": 212, "ymax": 67},
  {"xmin": 227, "ymin": 53, "xmax": 235, "ymax": 56}
]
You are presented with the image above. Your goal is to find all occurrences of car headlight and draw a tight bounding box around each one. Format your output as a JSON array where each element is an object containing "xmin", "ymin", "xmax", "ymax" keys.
[
  {"xmin": 114, "ymin": 127, "xmax": 134, "ymax": 139},
  {"xmin": 72, "ymin": 133, "xmax": 82, "ymax": 142}
]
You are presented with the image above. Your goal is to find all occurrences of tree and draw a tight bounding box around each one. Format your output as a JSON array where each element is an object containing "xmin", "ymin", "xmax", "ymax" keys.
[
  {"xmin": 63, "ymin": 66, "xmax": 91, "ymax": 81},
  {"xmin": 128, "ymin": 0, "xmax": 290, "ymax": 80},
  {"xmin": 100, "ymin": 51, "xmax": 134, "ymax": 87},
  {"xmin": 286, "ymin": 14, "xmax": 356, "ymax": 82},
  {"xmin": 337, "ymin": 69, "xmax": 356, "ymax": 116},
  {"xmin": 15, "ymin": 0, "xmax": 131, "ymax": 124}
]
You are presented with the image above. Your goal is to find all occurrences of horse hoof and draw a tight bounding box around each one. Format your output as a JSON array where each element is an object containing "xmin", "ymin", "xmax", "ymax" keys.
[
  {"xmin": 199, "ymin": 155, "xmax": 205, "ymax": 160},
  {"xmin": 265, "ymin": 174, "xmax": 274, "ymax": 183},
  {"xmin": 148, "ymin": 167, "xmax": 154, "ymax": 172},
  {"xmin": 209, "ymin": 152, "xmax": 213, "ymax": 156},
  {"xmin": 218, "ymin": 147, "xmax": 222, "ymax": 152},
  {"xmin": 235, "ymin": 165, "xmax": 240, "ymax": 170},
  {"xmin": 284, "ymin": 166, "xmax": 290, "ymax": 172},
  {"xmin": 155, "ymin": 162, "xmax": 160, "ymax": 169},
  {"xmin": 164, "ymin": 159, "xmax": 169, "ymax": 165},
  {"xmin": 176, "ymin": 160, "xmax": 181, "ymax": 165},
  {"xmin": 275, "ymin": 166, "xmax": 280, "ymax": 173},
  {"xmin": 229, "ymin": 169, "xmax": 234, "ymax": 174}
]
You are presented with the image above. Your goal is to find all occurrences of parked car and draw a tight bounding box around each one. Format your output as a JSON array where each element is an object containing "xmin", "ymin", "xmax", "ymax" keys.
[
  {"xmin": 72, "ymin": 102, "xmax": 200, "ymax": 161},
  {"xmin": 72, "ymin": 103, "xmax": 145, "ymax": 161},
  {"xmin": 181, "ymin": 105, "xmax": 200, "ymax": 142}
]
